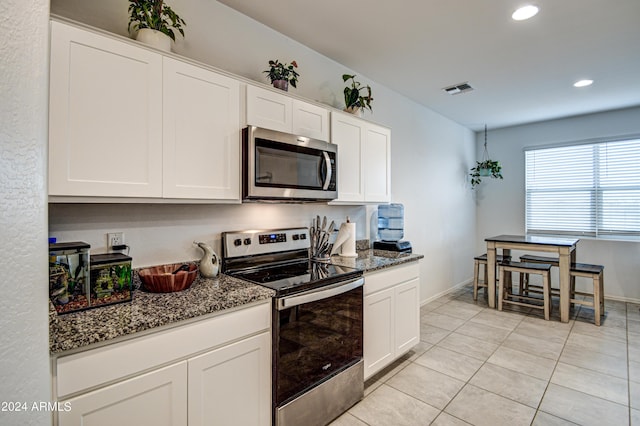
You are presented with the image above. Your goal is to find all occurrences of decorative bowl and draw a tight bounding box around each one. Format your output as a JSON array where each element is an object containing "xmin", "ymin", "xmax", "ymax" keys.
[{"xmin": 139, "ymin": 263, "xmax": 198, "ymax": 293}]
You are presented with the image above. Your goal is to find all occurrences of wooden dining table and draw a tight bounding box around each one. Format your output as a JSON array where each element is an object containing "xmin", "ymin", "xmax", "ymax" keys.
[{"xmin": 485, "ymin": 234, "xmax": 579, "ymax": 323}]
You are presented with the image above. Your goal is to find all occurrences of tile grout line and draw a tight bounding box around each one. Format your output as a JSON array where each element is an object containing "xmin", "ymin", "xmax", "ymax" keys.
[{"xmin": 529, "ymin": 304, "xmax": 579, "ymax": 425}]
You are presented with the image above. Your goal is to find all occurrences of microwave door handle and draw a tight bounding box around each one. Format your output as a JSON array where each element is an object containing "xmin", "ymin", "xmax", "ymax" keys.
[{"xmin": 322, "ymin": 151, "xmax": 332, "ymax": 190}]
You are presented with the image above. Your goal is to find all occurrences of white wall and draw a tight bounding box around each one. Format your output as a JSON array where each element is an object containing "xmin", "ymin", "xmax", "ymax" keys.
[
  {"xmin": 475, "ymin": 106, "xmax": 640, "ymax": 302},
  {"xmin": 49, "ymin": 0, "xmax": 477, "ymax": 303},
  {"xmin": 0, "ymin": 1, "xmax": 51, "ymax": 425}
]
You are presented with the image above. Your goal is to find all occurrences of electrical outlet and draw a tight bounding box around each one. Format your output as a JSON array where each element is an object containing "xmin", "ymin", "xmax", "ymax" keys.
[{"xmin": 107, "ymin": 232, "xmax": 124, "ymax": 250}]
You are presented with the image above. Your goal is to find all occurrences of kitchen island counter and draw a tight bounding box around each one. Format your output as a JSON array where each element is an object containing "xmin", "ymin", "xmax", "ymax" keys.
[{"xmin": 49, "ymin": 273, "xmax": 274, "ymax": 354}]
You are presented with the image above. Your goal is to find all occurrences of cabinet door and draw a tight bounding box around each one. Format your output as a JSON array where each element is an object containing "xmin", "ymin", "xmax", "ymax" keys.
[
  {"xmin": 49, "ymin": 21, "xmax": 163, "ymax": 197},
  {"xmin": 395, "ymin": 278, "xmax": 420, "ymax": 355},
  {"xmin": 364, "ymin": 288, "xmax": 395, "ymax": 380},
  {"xmin": 58, "ymin": 362, "xmax": 187, "ymax": 426},
  {"xmin": 331, "ymin": 113, "xmax": 364, "ymax": 203},
  {"xmin": 188, "ymin": 332, "xmax": 271, "ymax": 426},
  {"xmin": 246, "ymin": 85, "xmax": 292, "ymax": 133},
  {"xmin": 364, "ymin": 124, "xmax": 391, "ymax": 203},
  {"xmin": 163, "ymin": 57, "xmax": 240, "ymax": 200},
  {"xmin": 292, "ymin": 99, "xmax": 329, "ymax": 141}
]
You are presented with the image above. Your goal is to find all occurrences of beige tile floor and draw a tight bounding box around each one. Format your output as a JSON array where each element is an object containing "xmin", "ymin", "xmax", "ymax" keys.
[{"xmin": 331, "ymin": 283, "xmax": 640, "ymax": 426}]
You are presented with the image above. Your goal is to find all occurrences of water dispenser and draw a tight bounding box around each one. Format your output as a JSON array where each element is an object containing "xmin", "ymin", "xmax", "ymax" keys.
[{"xmin": 373, "ymin": 203, "xmax": 412, "ymax": 253}]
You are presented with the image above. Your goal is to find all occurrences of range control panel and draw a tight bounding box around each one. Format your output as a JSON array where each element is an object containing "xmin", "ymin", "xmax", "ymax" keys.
[{"xmin": 222, "ymin": 228, "xmax": 310, "ymax": 258}]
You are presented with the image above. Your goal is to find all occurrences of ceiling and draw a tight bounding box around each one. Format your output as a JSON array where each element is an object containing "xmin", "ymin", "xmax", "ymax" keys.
[{"xmin": 217, "ymin": 0, "xmax": 640, "ymax": 131}]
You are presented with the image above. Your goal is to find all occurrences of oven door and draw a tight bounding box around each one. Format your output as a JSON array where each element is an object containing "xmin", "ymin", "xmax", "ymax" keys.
[
  {"xmin": 243, "ymin": 126, "xmax": 337, "ymax": 201},
  {"xmin": 274, "ymin": 277, "xmax": 363, "ymax": 411}
]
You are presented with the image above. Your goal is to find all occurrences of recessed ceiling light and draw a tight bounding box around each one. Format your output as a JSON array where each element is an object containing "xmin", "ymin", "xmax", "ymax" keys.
[
  {"xmin": 512, "ymin": 5, "xmax": 539, "ymax": 21},
  {"xmin": 574, "ymin": 79, "xmax": 594, "ymax": 87}
]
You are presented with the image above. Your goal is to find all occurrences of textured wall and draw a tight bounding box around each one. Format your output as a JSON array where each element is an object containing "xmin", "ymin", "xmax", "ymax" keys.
[{"xmin": 0, "ymin": 0, "xmax": 51, "ymax": 425}]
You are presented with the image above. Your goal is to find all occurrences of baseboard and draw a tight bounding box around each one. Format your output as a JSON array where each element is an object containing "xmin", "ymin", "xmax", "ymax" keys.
[
  {"xmin": 419, "ymin": 279, "xmax": 640, "ymax": 306},
  {"xmin": 604, "ymin": 294, "xmax": 640, "ymax": 305},
  {"xmin": 420, "ymin": 279, "xmax": 473, "ymax": 307}
]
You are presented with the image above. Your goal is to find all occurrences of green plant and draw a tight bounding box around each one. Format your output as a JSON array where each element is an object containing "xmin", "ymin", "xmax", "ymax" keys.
[
  {"xmin": 263, "ymin": 60, "xmax": 299, "ymax": 88},
  {"xmin": 128, "ymin": 0, "xmax": 186, "ymax": 41},
  {"xmin": 470, "ymin": 159, "xmax": 503, "ymax": 188},
  {"xmin": 342, "ymin": 74, "xmax": 373, "ymax": 112}
]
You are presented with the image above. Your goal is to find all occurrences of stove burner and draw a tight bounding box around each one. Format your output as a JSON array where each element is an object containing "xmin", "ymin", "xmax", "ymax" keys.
[{"xmin": 261, "ymin": 273, "xmax": 297, "ymax": 283}]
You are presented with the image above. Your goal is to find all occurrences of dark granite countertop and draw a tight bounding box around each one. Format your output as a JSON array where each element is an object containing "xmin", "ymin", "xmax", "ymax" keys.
[
  {"xmin": 49, "ymin": 273, "xmax": 275, "ymax": 355},
  {"xmin": 330, "ymin": 249, "xmax": 424, "ymax": 272},
  {"xmin": 50, "ymin": 249, "xmax": 422, "ymax": 355}
]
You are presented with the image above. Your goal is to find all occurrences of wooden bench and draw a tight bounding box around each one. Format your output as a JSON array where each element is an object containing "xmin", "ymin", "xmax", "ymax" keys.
[
  {"xmin": 473, "ymin": 253, "xmax": 510, "ymax": 301},
  {"xmin": 498, "ymin": 261, "xmax": 552, "ymax": 320},
  {"xmin": 570, "ymin": 263, "xmax": 605, "ymax": 326}
]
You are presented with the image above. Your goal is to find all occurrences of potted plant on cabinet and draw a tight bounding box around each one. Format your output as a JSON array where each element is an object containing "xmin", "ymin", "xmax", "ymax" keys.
[
  {"xmin": 342, "ymin": 74, "xmax": 373, "ymax": 116},
  {"xmin": 128, "ymin": 0, "xmax": 186, "ymax": 52},
  {"xmin": 470, "ymin": 125, "xmax": 503, "ymax": 188},
  {"xmin": 263, "ymin": 60, "xmax": 299, "ymax": 91}
]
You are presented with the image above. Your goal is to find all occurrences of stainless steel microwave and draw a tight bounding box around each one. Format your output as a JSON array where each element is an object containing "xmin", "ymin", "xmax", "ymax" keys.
[{"xmin": 242, "ymin": 126, "xmax": 337, "ymax": 202}]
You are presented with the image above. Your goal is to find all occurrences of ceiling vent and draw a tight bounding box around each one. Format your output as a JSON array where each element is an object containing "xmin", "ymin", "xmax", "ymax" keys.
[{"xmin": 443, "ymin": 82, "xmax": 474, "ymax": 95}]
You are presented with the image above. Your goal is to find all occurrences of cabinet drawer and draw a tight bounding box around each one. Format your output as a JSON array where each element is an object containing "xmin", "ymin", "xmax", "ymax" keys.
[
  {"xmin": 364, "ymin": 262, "xmax": 419, "ymax": 295},
  {"xmin": 56, "ymin": 302, "xmax": 270, "ymax": 398}
]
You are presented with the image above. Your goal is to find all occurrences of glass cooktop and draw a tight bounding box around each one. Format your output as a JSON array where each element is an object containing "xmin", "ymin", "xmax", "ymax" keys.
[{"xmin": 231, "ymin": 260, "xmax": 362, "ymax": 295}]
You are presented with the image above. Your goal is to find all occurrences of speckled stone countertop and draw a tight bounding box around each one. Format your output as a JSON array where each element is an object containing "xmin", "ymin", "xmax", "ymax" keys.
[
  {"xmin": 50, "ymin": 249, "xmax": 422, "ymax": 355},
  {"xmin": 49, "ymin": 273, "xmax": 274, "ymax": 355},
  {"xmin": 330, "ymin": 249, "xmax": 424, "ymax": 272}
]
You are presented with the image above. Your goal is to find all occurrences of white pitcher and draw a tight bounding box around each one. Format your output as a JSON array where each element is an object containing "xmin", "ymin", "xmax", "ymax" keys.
[{"xmin": 194, "ymin": 241, "xmax": 219, "ymax": 278}]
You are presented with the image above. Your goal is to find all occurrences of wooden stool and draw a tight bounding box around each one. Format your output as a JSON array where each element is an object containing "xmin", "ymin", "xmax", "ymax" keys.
[
  {"xmin": 473, "ymin": 254, "xmax": 510, "ymax": 301},
  {"xmin": 498, "ymin": 261, "xmax": 552, "ymax": 320},
  {"xmin": 570, "ymin": 263, "xmax": 605, "ymax": 326},
  {"xmin": 518, "ymin": 254, "xmax": 560, "ymax": 297}
]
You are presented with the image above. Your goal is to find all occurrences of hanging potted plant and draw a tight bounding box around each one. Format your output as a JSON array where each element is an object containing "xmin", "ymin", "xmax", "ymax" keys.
[
  {"xmin": 342, "ymin": 74, "xmax": 373, "ymax": 116},
  {"xmin": 263, "ymin": 60, "xmax": 299, "ymax": 91},
  {"xmin": 470, "ymin": 125, "xmax": 503, "ymax": 188},
  {"xmin": 128, "ymin": 0, "xmax": 186, "ymax": 52}
]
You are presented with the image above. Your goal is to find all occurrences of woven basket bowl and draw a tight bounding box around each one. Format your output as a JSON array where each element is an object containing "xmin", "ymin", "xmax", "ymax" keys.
[{"xmin": 139, "ymin": 263, "xmax": 198, "ymax": 293}]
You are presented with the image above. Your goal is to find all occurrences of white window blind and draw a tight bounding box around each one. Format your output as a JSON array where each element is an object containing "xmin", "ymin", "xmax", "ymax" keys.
[{"xmin": 525, "ymin": 138, "xmax": 640, "ymax": 239}]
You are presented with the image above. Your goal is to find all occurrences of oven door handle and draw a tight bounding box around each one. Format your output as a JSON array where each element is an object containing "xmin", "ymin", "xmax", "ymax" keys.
[{"xmin": 277, "ymin": 277, "xmax": 364, "ymax": 310}]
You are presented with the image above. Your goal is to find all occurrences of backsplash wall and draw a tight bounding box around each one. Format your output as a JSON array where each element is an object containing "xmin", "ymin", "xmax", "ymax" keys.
[{"xmin": 49, "ymin": 203, "xmax": 367, "ymax": 267}]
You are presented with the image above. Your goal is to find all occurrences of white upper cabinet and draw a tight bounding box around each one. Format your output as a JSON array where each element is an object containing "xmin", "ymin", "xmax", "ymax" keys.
[
  {"xmin": 49, "ymin": 21, "xmax": 163, "ymax": 198},
  {"xmin": 246, "ymin": 84, "xmax": 292, "ymax": 134},
  {"xmin": 331, "ymin": 113, "xmax": 364, "ymax": 202},
  {"xmin": 49, "ymin": 21, "xmax": 241, "ymax": 202},
  {"xmin": 363, "ymin": 124, "xmax": 391, "ymax": 202},
  {"xmin": 246, "ymin": 84, "xmax": 329, "ymax": 141},
  {"xmin": 331, "ymin": 112, "xmax": 391, "ymax": 204},
  {"xmin": 291, "ymin": 99, "xmax": 330, "ymax": 141},
  {"xmin": 162, "ymin": 57, "xmax": 240, "ymax": 200}
]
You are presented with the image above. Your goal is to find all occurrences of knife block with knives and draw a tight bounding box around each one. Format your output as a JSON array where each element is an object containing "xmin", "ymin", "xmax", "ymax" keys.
[{"xmin": 310, "ymin": 215, "xmax": 334, "ymax": 260}]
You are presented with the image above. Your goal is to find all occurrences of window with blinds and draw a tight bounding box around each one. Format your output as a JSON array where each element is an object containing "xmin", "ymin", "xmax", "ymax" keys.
[{"xmin": 525, "ymin": 138, "xmax": 640, "ymax": 239}]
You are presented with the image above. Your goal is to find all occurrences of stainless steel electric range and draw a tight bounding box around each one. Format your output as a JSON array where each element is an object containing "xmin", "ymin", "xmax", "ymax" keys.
[{"xmin": 221, "ymin": 228, "xmax": 364, "ymax": 426}]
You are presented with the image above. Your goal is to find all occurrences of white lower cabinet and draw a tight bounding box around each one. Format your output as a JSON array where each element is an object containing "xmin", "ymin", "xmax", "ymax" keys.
[
  {"xmin": 54, "ymin": 303, "xmax": 271, "ymax": 426},
  {"xmin": 364, "ymin": 263, "xmax": 420, "ymax": 380},
  {"xmin": 58, "ymin": 362, "xmax": 188, "ymax": 426},
  {"xmin": 188, "ymin": 333, "xmax": 271, "ymax": 426}
]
